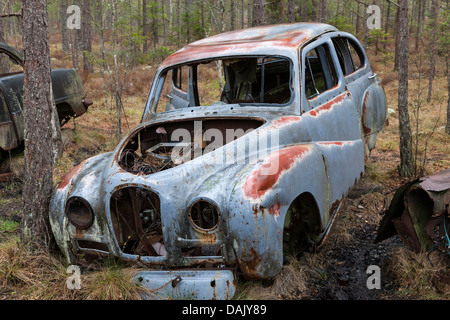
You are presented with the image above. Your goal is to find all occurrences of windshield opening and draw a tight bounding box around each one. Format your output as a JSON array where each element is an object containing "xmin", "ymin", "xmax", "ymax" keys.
[{"xmin": 154, "ymin": 56, "xmax": 292, "ymax": 113}]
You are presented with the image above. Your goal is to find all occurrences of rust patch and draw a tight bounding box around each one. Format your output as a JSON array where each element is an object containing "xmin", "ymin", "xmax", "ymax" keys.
[
  {"xmin": 162, "ymin": 29, "xmax": 309, "ymax": 67},
  {"xmin": 308, "ymin": 92, "xmax": 347, "ymax": 117},
  {"xmin": 243, "ymin": 145, "xmax": 310, "ymax": 200},
  {"xmin": 239, "ymin": 247, "xmax": 263, "ymax": 279},
  {"xmin": 317, "ymin": 141, "xmax": 351, "ymax": 146},
  {"xmin": 268, "ymin": 202, "xmax": 281, "ymax": 217},
  {"xmin": 329, "ymin": 199, "xmax": 340, "ymax": 216},
  {"xmin": 272, "ymin": 116, "xmax": 301, "ymax": 127},
  {"xmin": 57, "ymin": 163, "xmax": 83, "ymax": 189},
  {"xmin": 362, "ymin": 91, "xmax": 371, "ymax": 135}
]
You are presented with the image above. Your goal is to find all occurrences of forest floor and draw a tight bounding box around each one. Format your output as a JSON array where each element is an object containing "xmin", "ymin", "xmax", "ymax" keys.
[{"xmin": 0, "ymin": 38, "xmax": 449, "ymax": 300}]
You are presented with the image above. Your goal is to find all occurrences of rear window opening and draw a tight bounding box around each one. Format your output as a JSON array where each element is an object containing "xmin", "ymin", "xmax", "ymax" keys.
[{"xmin": 154, "ymin": 56, "xmax": 293, "ymax": 113}]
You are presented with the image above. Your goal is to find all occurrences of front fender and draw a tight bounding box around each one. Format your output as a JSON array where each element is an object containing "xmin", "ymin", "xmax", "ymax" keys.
[
  {"xmin": 49, "ymin": 152, "xmax": 113, "ymax": 263},
  {"xmin": 227, "ymin": 144, "xmax": 329, "ymax": 279}
]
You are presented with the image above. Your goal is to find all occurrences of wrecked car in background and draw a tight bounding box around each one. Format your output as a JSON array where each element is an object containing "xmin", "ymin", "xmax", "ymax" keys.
[
  {"xmin": 376, "ymin": 169, "xmax": 450, "ymax": 254},
  {"xmin": 0, "ymin": 42, "xmax": 91, "ymax": 165},
  {"xmin": 49, "ymin": 23, "xmax": 387, "ymax": 299}
]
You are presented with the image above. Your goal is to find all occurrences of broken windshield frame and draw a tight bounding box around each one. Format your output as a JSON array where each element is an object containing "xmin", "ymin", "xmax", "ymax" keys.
[{"xmin": 150, "ymin": 55, "xmax": 294, "ymax": 114}]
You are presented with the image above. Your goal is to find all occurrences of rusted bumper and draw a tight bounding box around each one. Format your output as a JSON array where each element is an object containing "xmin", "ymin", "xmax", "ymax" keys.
[
  {"xmin": 134, "ymin": 269, "xmax": 236, "ymax": 300},
  {"xmin": 375, "ymin": 169, "xmax": 450, "ymax": 252}
]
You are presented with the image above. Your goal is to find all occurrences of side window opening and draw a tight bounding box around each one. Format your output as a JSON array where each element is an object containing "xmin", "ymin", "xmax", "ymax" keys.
[
  {"xmin": 173, "ymin": 65, "xmax": 188, "ymax": 91},
  {"xmin": 347, "ymin": 40, "xmax": 364, "ymax": 70},
  {"xmin": 304, "ymin": 44, "xmax": 338, "ymax": 99},
  {"xmin": 332, "ymin": 37, "xmax": 365, "ymax": 76}
]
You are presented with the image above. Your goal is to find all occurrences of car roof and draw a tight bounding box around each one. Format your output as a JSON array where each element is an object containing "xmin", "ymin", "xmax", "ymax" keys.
[{"xmin": 161, "ymin": 22, "xmax": 338, "ymax": 67}]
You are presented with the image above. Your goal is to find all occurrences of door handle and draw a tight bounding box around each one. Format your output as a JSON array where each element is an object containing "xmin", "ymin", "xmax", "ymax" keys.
[{"xmin": 368, "ymin": 73, "xmax": 377, "ymax": 79}]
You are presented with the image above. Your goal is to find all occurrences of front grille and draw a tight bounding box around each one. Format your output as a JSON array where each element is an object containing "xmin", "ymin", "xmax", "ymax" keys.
[{"xmin": 110, "ymin": 187, "xmax": 164, "ymax": 256}]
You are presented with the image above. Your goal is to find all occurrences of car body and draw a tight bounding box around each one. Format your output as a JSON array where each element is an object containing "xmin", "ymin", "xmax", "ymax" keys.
[
  {"xmin": 49, "ymin": 23, "xmax": 387, "ymax": 299},
  {"xmin": 0, "ymin": 42, "xmax": 91, "ymax": 159}
]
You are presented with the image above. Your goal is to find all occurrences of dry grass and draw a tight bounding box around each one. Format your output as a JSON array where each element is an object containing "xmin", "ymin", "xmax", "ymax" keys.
[
  {"xmin": 0, "ymin": 240, "xmax": 155, "ymax": 300},
  {"xmin": 238, "ymin": 255, "xmax": 311, "ymax": 300},
  {"xmin": 386, "ymin": 247, "xmax": 450, "ymax": 299}
]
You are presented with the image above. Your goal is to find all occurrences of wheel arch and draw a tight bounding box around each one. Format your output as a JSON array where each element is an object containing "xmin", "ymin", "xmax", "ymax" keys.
[{"xmin": 283, "ymin": 191, "xmax": 323, "ymax": 255}]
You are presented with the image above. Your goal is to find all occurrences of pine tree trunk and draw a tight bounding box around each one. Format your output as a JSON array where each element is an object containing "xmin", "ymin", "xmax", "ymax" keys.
[
  {"xmin": 230, "ymin": 0, "xmax": 235, "ymax": 31},
  {"xmin": 0, "ymin": 0, "xmax": 9, "ymax": 73},
  {"xmin": 319, "ymin": 0, "xmax": 326, "ymax": 23},
  {"xmin": 288, "ymin": 0, "xmax": 295, "ymax": 23},
  {"xmin": 414, "ymin": 0, "xmax": 422, "ymax": 51},
  {"xmin": 446, "ymin": 55, "xmax": 450, "ymax": 134},
  {"xmin": 176, "ymin": 0, "xmax": 180, "ymax": 46},
  {"xmin": 152, "ymin": 1, "xmax": 159, "ymax": 48},
  {"xmin": 356, "ymin": 2, "xmax": 360, "ymax": 35},
  {"xmin": 143, "ymin": 0, "xmax": 148, "ymax": 53},
  {"xmin": 394, "ymin": 7, "xmax": 400, "ymax": 71},
  {"xmin": 161, "ymin": 0, "xmax": 166, "ymax": 45},
  {"xmin": 185, "ymin": 0, "xmax": 190, "ymax": 44},
  {"xmin": 300, "ymin": 0, "xmax": 307, "ymax": 22},
  {"xmin": 81, "ymin": 0, "xmax": 93, "ymax": 73},
  {"xmin": 397, "ymin": 0, "xmax": 414, "ymax": 177},
  {"xmin": 60, "ymin": 0, "xmax": 70, "ymax": 53},
  {"xmin": 310, "ymin": 0, "xmax": 317, "ymax": 21},
  {"xmin": 384, "ymin": 2, "xmax": 390, "ymax": 50},
  {"xmin": 241, "ymin": 0, "xmax": 245, "ymax": 28},
  {"xmin": 427, "ymin": 0, "xmax": 439, "ymax": 103},
  {"xmin": 253, "ymin": 0, "xmax": 266, "ymax": 26},
  {"xmin": 21, "ymin": 0, "xmax": 61, "ymax": 247}
]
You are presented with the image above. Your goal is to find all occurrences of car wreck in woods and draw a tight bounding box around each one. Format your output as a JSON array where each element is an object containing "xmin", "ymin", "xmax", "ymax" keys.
[
  {"xmin": 49, "ymin": 23, "xmax": 387, "ymax": 299},
  {"xmin": 376, "ymin": 169, "xmax": 450, "ymax": 255},
  {"xmin": 0, "ymin": 42, "xmax": 91, "ymax": 178}
]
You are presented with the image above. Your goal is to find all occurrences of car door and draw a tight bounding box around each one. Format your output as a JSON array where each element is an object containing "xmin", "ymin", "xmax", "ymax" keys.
[
  {"xmin": 331, "ymin": 34, "xmax": 387, "ymax": 156},
  {"xmin": 0, "ymin": 89, "xmax": 19, "ymax": 151},
  {"xmin": 300, "ymin": 37, "xmax": 365, "ymax": 227}
]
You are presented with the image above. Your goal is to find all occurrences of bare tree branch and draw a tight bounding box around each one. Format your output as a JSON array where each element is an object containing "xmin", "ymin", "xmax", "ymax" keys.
[{"xmin": 0, "ymin": 12, "xmax": 21, "ymax": 18}]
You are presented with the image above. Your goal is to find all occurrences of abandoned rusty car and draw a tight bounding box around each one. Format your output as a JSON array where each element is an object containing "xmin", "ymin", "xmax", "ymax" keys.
[
  {"xmin": 0, "ymin": 42, "xmax": 91, "ymax": 170},
  {"xmin": 49, "ymin": 23, "xmax": 387, "ymax": 299}
]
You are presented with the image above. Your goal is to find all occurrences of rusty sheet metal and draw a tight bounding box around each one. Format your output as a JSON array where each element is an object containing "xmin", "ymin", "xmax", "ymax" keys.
[
  {"xmin": 161, "ymin": 23, "xmax": 337, "ymax": 67},
  {"xmin": 135, "ymin": 270, "xmax": 236, "ymax": 300},
  {"xmin": 419, "ymin": 169, "xmax": 450, "ymax": 192},
  {"xmin": 375, "ymin": 169, "xmax": 450, "ymax": 253}
]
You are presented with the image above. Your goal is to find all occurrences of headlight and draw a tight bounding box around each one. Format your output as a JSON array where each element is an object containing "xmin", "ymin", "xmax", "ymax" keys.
[
  {"xmin": 65, "ymin": 197, "xmax": 94, "ymax": 229},
  {"xmin": 188, "ymin": 199, "xmax": 220, "ymax": 233}
]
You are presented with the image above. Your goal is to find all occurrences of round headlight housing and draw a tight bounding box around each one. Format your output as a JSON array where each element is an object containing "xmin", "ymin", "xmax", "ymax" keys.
[
  {"xmin": 188, "ymin": 199, "xmax": 220, "ymax": 233},
  {"xmin": 66, "ymin": 197, "xmax": 94, "ymax": 229}
]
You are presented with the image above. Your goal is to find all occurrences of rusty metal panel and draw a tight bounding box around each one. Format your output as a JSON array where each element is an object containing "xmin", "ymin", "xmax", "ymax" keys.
[
  {"xmin": 135, "ymin": 270, "xmax": 236, "ymax": 300},
  {"xmin": 376, "ymin": 169, "xmax": 450, "ymax": 253},
  {"xmin": 161, "ymin": 23, "xmax": 337, "ymax": 67}
]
